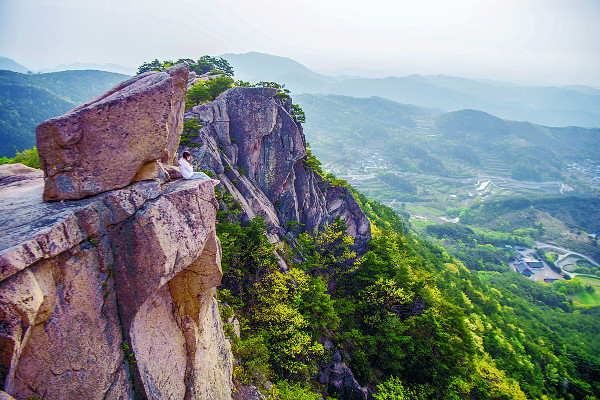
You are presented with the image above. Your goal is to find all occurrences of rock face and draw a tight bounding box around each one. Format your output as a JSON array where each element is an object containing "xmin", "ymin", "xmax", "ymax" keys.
[
  {"xmin": 36, "ymin": 63, "xmax": 188, "ymax": 202},
  {"xmin": 183, "ymin": 87, "xmax": 371, "ymax": 249},
  {"xmin": 0, "ymin": 166, "xmax": 232, "ymax": 400},
  {"xmin": 318, "ymin": 351, "xmax": 371, "ymax": 400},
  {"xmin": 1, "ymin": 63, "xmax": 233, "ymax": 399},
  {"xmin": 1, "ymin": 70, "xmax": 373, "ymax": 400}
]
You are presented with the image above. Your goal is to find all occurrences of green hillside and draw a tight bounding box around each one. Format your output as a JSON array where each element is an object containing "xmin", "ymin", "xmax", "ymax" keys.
[
  {"xmin": 297, "ymin": 93, "xmax": 600, "ymax": 182},
  {"xmin": 0, "ymin": 70, "xmax": 129, "ymax": 157},
  {"xmin": 23, "ymin": 70, "xmax": 130, "ymax": 103},
  {"xmin": 215, "ymin": 174, "xmax": 600, "ymax": 399},
  {"xmin": 0, "ymin": 81, "xmax": 74, "ymax": 156},
  {"xmin": 295, "ymin": 93, "xmax": 600, "ymax": 267}
]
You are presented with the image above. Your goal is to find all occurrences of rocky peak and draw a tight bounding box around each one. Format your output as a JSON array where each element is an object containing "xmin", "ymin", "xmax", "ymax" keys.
[
  {"xmin": 183, "ymin": 86, "xmax": 371, "ymax": 250},
  {"xmin": 1, "ymin": 65, "xmax": 374, "ymax": 400}
]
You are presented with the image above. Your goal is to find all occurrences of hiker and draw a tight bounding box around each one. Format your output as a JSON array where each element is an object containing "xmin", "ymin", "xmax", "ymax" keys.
[{"xmin": 178, "ymin": 151, "xmax": 220, "ymax": 185}]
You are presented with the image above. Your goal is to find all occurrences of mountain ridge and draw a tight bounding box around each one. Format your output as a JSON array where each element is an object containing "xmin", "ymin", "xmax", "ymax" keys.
[
  {"xmin": 0, "ymin": 69, "xmax": 129, "ymax": 157},
  {"xmin": 222, "ymin": 52, "xmax": 600, "ymax": 127},
  {"xmin": 0, "ymin": 57, "xmax": 29, "ymax": 73},
  {"xmin": 0, "ymin": 63, "xmax": 599, "ymax": 400}
]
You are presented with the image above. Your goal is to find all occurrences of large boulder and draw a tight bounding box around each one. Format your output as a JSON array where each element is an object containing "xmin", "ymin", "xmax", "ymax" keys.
[
  {"xmin": 0, "ymin": 174, "xmax": 233, "ymax": 400},
  {"xmin": 36, "ymin": 63, "xmax": 188, "ymax": 202},
  {"xmin": 2, "ymin": 61, "xmax": 233, "ymax": 399}
]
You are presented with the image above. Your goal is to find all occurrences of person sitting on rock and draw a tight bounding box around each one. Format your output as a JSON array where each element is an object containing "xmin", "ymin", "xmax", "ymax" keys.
[{"xmin": 178, "ymin": 151, "xmax": 220, "ymax": 185}]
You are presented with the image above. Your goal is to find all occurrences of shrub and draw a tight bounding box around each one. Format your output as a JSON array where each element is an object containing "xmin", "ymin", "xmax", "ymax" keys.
[{"xmin": 0, "ymin": 147, "xmax": 39, "ymax": 169}]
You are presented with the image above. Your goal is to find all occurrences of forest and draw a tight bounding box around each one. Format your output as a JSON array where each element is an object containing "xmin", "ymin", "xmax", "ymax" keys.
[
  {"xmin": 213, "ymin": 172, "xmax": 600, "ymax": 399},
  {"xmin": 0, "ymin": 69, "xmax": 128, "ymax": 157}
]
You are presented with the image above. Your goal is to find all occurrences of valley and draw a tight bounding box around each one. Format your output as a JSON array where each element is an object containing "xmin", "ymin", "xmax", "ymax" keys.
[{"xmin": 298, "ymin": 93, "xmax": 600, "ymax": 294}]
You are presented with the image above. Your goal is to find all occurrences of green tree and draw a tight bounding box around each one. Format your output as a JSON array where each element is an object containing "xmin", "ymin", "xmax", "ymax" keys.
[
  {"xmin": 232, "ymin": 334, "xmax": 272, "ymax": 385},
  {"xmin": 298, "ymin": 276, "xmax": 339, "ymax": 337},
  {"xmin": 136, "ymin": 58, "xmax": 167, "ymax": 74},
  {"xmin": 269, "ymin": 380, "xmax": 322, "ymax": 400},
  {"xmin": 180, "ymin": 118, "xmax": 202, "ymax": 146},
  {"xmin": 186, "ymin": 81, "xmax": 211, "ymax": 109},
  {"xmin": 206, "ymin": 75, "xmax": 234, "ymax": 100},
  {"xmin": 359, "ymin": 277, "xmax": 413, "ymax": 326},
  {"xmin": 254, "ymin": 81, "xmax": 305, "ymax": 123},
  {"xmin": 195, "ymin": 55, "xmax": 234, "ymax": 76},
  {"xmin": 0, "ymin": 147, "xmax": 39, "ymax": 169},
  {"xmin": 185, "ymin": 75, "xmax": 234, "ymax": 110},
  {"xmin": 290, "ymin": 103, "xmax": 306, "ymax": 123},
  {"xmin": 253, "ymin": 267, "xmax": 325, "ymax": 379},
  {"xmin": 294, "ymin": 217, "xmax": 357, "ymax": 280},
  {"xmin": 374, "ymin": 376, "xmax": 413, "ymax": 400},
  {"xmin": 137, "ymin": 55, "xmax": 234, "ymax": 76}
]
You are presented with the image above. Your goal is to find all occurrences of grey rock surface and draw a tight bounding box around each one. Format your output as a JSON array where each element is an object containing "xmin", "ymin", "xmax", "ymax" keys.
[
  {"xmin": 183, "ymin": 87, "xmax": 371, "ymax": 250},
  {"xmin": 318, "ymin": 351, "xmax": 371, "ymax": 400},
  {"xmin": 0, "ymin": 171, "xmax": 233, "ymax": 399}
]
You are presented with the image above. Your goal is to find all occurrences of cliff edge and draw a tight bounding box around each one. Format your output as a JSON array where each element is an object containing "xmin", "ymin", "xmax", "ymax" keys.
[
  {"xmin": 183, "ymin": 86, "xmax": 371, "ymax": 250},
  {"xmin": 0, "ymin": 64, "xmax": 233, "ymax": 400}
]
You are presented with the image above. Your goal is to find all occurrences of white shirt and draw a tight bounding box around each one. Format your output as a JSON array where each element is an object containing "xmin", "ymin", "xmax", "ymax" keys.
[{"xmin": 178, "ymin": 157, "xmax": 194, "ymax": 179}]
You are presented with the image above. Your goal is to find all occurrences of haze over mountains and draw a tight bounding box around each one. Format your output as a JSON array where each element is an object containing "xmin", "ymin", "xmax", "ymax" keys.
[
  {"xmin": 1, "ymin": 51, "xmax": 599, "ymax": 159},
  {"xmin": 223, "ymin": 52, "xmax": 600, "ymax": 128},
  {"xmin": 0, "ymin": 56, "xmax": 136, "ymax": 75},
  {"xmin": 296, "ymin": 93, "xmax": 600, "ymax": 180},
  {"xmin": 3, "ymin": 51, "xmax": 600, "ymax": 127}
]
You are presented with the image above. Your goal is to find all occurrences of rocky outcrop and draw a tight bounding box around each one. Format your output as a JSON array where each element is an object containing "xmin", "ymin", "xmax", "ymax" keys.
[
  {"xmin": 36, "ymin": 63, "xmax": 188, "ymax": 202},
  {"xmin": 318, "ymin": 351, "xmax": 371, "ymax": 400},
  {"xmin": 183, "ymin": 87, "xmax": 371, "ymax": 249},
  {"xmin": 0, "ymin": 166, "xmax": 232, "ymax": 400},
  {"xmin": 1, "ymin": 66, "xmax": 374, "ymax": 400},
  {"xmin": 1, "ymin": 62, "xmax": 233, "ymax": 400},
  {"xmin": 0, "ymin": 391, "xmax": 16, "ymax": 400},
  {"xmin": 232, "ymin": 385, "xmax": 266, "ymax": 400},
  {"xmin": 0, "ymin": 164, "xmax": 43, "ymax": 187}
]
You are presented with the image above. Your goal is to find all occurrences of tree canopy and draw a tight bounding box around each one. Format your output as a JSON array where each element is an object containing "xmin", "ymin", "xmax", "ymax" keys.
[{"xmin": 136, "ymin": 55, "xmax": 234, "ymax": 76}]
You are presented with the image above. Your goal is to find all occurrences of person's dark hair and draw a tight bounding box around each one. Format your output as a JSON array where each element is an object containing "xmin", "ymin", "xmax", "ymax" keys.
[{"xmin": 182, "ymin": 151, "xmax": 190, "ymax": 159}]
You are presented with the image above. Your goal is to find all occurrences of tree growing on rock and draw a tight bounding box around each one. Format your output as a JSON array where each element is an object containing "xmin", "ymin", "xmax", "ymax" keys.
[{"xmin": 136, "ymin": 56, "xmax": 234, "ymax": 76}]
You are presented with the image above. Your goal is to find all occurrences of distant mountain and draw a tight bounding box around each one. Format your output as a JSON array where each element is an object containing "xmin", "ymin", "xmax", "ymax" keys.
[
  {"xmin": 222, "ymin": 51, "xmax": 335, "ymax": 86},
  {"xmin": 223, "ymin": 52, "xmax": 600, "ymax": 128},
  {"xmin": 563, "ymin": 85, "xmax": 600, "ymax": 96},
  {"xmin": 0, "ymin": 56, "xmax": 29, "ymax": 73},
  {"xmin": 327, "ymin": 75, "xmax": 600, "ymax": 128},
  {"xmin": 38, "ymin": 62, "xmax": 136, "ymax": 75},
  {"xmin": 296, "ymin": 93, "xmax": 600, "ymax": 181},
  {"xmin": 0, "ymin": 70, "xmax": 129, "ymax": 157},
  {"xmin": 23, "ymin": 70, "xmax": 130, "ymax": 103}
]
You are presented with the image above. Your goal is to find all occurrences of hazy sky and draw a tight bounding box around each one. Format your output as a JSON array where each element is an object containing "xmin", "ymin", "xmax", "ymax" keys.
[{"xmin": 1, "ymin": 0, "xmax": 599, "ymax": 86}]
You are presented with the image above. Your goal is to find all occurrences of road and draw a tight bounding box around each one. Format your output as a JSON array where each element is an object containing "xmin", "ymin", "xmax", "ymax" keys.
[{"xmin": 535, "ymin": 242, "xmax": 600, "ymax": 269}]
